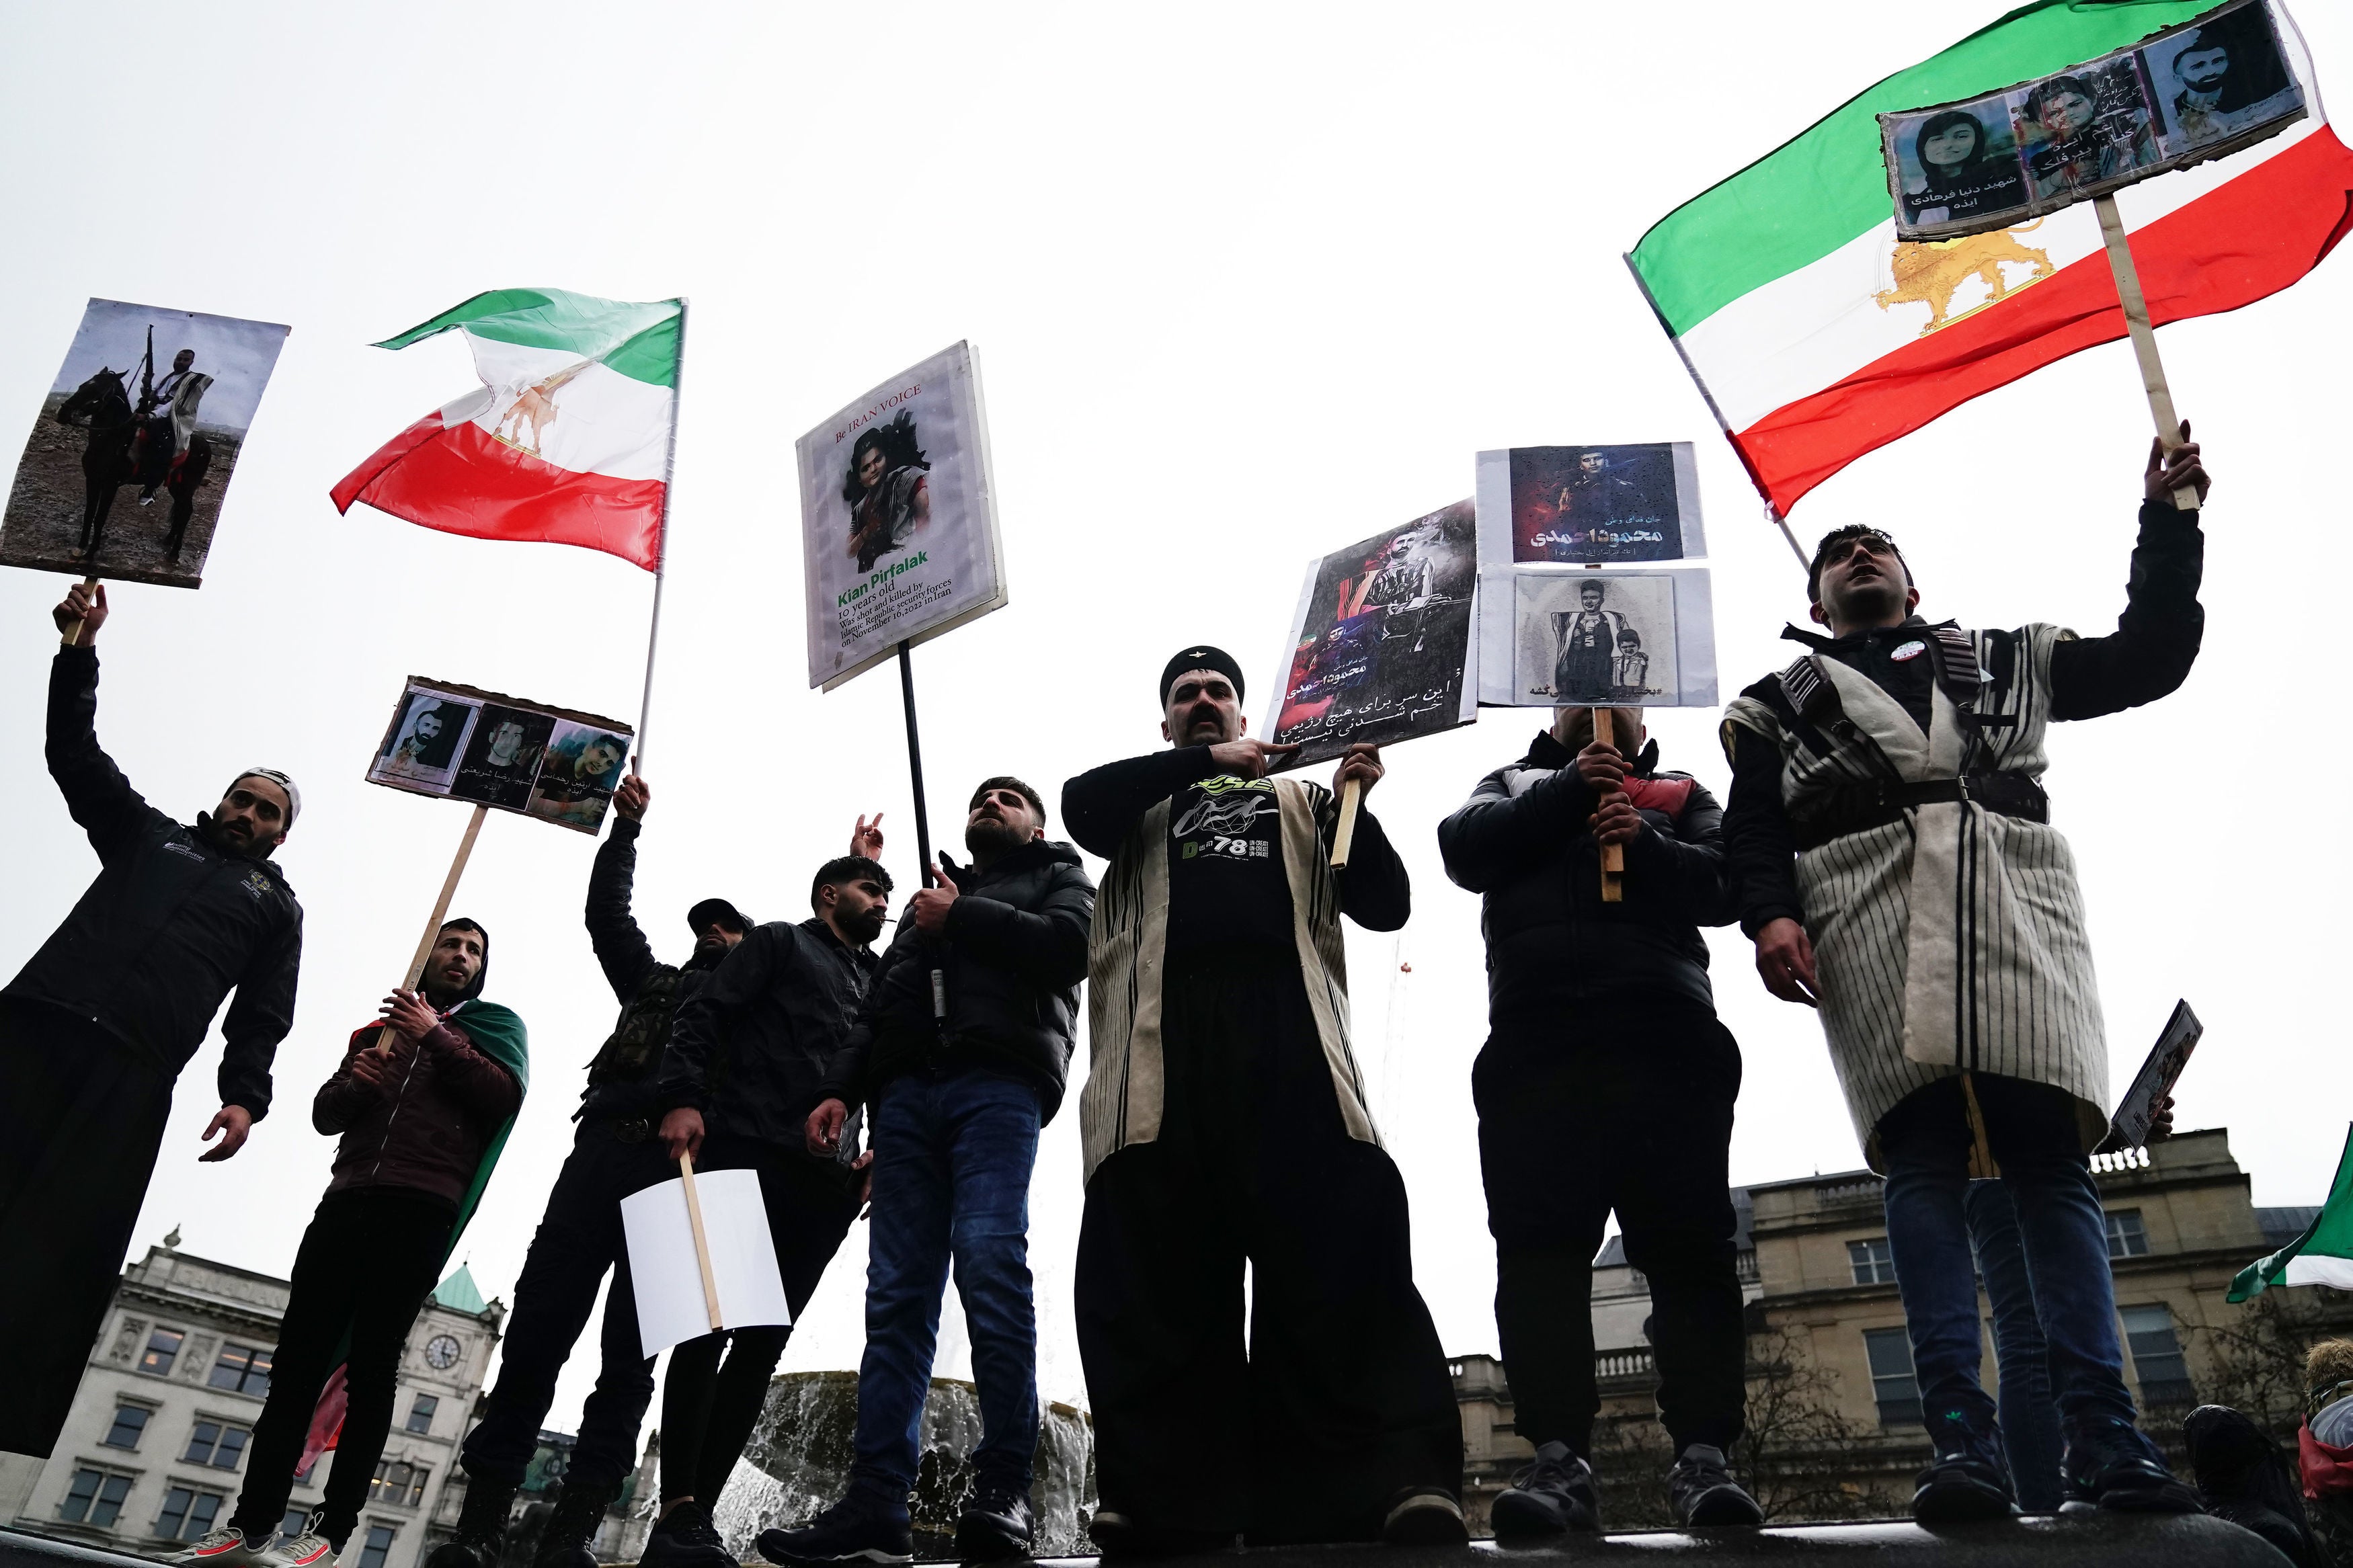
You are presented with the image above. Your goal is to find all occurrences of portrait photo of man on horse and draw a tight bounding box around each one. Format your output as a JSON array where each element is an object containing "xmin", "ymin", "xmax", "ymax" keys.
[{"xmin": 0, "ymin": 296, "xmax": 288, "ymax": 589}]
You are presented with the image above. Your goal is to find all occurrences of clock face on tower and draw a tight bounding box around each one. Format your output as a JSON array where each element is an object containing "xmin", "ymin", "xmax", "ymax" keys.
[{"xmin": 425, "ymin": 1334, "xmax": 461, "ymax": 1370}]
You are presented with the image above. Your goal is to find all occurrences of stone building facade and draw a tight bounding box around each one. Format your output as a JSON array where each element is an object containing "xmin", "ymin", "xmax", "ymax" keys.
[{"xmin": 1450, "ymin": 1127, "xmax": 2349, "ymax": 1526}]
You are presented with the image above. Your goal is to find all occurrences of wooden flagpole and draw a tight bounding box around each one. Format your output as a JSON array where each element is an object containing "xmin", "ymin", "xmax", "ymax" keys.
[
  {"xmin": 375, "ymin": 802, "xmax": 489, "ymax": 1052},
  {"xmin": 1593, "ymin": 709, "xmax": 1624, "ymax": 903},
  {"xmin": 2093, "ymin": 195, "xmax": 2200, "ymax": 511},
  {"xmin": 678, "ymin": 1150, "xmax": 725, "ymax": 1332},
  {"xmin": 1328, "ymin": 776, "xmax": 1363, "ymax": 870},
  {"xmin": 61, "ymin": 577, "xmax": 100, "ymax": 647}
]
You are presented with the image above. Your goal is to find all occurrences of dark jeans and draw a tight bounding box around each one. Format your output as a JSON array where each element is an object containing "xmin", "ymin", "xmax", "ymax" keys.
[
  {"xmin": 1074, "ymin": 946, "xmax": 1462, "ymax": 1544},
  {"xmin": 1474, "ymin": 1003, "xmax": 1746, "ymax": 1457},
  {"xmin": 1966, "ymin": 1178, "xmax": 2065, "ymax": 1510},
  {"xmin": 662, "ymin": 1135, "xmax": 861, "ymax": 1507},
  {"xmin": 0, "ymin": 1002, "xmax": 176, "ymax": 1458},
  {"xmin": 234, "ymin": 1190, "xmax": 453, "ymax": 1546},
  {"xmin": 846, "ymin": 1065, "xmax": 1043, "ymax": 1510},
  {"xmin": 1878, "ymin": 1075, "xmax": 2135, "ymax": 1442},
  {"xmin": 461, "ymin": 1120, "xmax": 677, "ymax": 1491}
]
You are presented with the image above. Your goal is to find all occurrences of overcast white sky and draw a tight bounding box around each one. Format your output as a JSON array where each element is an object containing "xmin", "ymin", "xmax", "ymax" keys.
[{"xmin": 2, "ymin": 2, "xmax": 2347, "ymax": 1440}]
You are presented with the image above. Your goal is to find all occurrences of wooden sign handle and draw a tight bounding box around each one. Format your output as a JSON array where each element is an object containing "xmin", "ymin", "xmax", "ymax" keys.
[
  {"xmin": 2093, "ymin": 194, "xmax": 2200, "ymax": 512},
  {"xmin": 1329, "ymin": 776, "xmax": 1363, "ymax": 870},
  {"xmin": 678, "ymin": 1150, "xmax": 725, "ymax": 1331},
  {"xmin": 378, "ymin": 804, "xmax": 489, "ymax": 1053},
  {"xmin": 61, "ymin": 576, "xmax": 99, "ymax": 647},
  {"xmin": 1594, "ymin": 709, "xmax": 1624, "ymax": 903}
]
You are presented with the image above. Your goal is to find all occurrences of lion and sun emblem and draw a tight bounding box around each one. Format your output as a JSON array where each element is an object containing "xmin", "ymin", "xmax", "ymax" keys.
[{"xmin": 1876, "ymin": 221, "xmax": 2056, "ymax": 335}]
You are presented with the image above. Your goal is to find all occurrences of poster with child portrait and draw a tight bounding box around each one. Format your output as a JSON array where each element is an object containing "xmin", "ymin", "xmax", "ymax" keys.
[
  {"xmin": 366, "ymin": 677, "xmax": 632, "ymax": 835},
  {"xmin": 1476, "ymin": 565, "xmax": 1717, "ymax": 708}
]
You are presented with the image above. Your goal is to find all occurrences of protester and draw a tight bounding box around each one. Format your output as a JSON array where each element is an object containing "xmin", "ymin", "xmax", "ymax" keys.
[
  {"xmin": 0, "ymin": 583, "xmax": 303, "ymax": 1460},
  {"xmin": 759, "ymin": 778, "xmax": 1094, "ymax": 1566},
  {"xmin": 428, "ymin": 780, "xmax": 842, "ymax": 1568},
  {"xmin": 1058, "ymin": 647, "xmax": 1465, "ymax": 1551},
  {"xmin": 1437, "ymin": 704, "xmax": 1760, "ymax": 1532},
  {"xmin": 2182, "ymin": 1402, "xmax": 2322, "ymax": 1567},
  {"xmin": 2301, "ymin": 1342, "xmax": 2353, "ymax": 1565},
  {"xmin": 635, "ymin": 843, "xmax": 896, "ymax": 1565},
  {"xmin": 1720, "ymin": 433, "xmax": 2212, "ymax": 1520},
  {"xmin": 173, "ymin": 921, "xmax": 526, "ymax": 1568}
]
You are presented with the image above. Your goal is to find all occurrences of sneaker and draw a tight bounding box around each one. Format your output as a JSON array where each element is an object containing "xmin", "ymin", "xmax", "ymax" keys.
[
  {"xmin": 2065, "ymin": 1415, "xmax": 2203, "ymax": 1514},
  {"xmin": 955, "ymin": 1479, "xmax": 1035, "ymax": 1561},
  {"xmin": 1380, "ymin": 1488, "xmax": 1468, "ymax": 1546},
  {"xmin": 256, "ymin": 1522, "xmax": 337, "ymax": 1568},
  {"xmin": 642, "ymin": 1501, "xmax": 742, "ymax": 1568},
  {"xmin": 2184, "ymin": 1405, "xmax": 2319, "ymax": 1564},
  {"xmin": 756, "ymin": 1494, "xmax": 912, "ymax": 1567},
  {"xmin": 1913, "ymin": 1405, "xmax": 2018, "ymax": 1524},
  {"xmin": 1668, "ymin": 1444, "xmax": 1764, "ymax": 1528},
  {"xmin": 1490, "ymin": 1440, "xmax": 1600, "ymax": 1538},
  {"xmin": 165, "ymin": 1526, "xmax": 274, "ymax": 1567}
]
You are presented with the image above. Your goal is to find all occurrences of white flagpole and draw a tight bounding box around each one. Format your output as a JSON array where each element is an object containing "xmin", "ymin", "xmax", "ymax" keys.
[{"xmin": 634, "ymin": 297, "xmax": 688, "ymax": 772}]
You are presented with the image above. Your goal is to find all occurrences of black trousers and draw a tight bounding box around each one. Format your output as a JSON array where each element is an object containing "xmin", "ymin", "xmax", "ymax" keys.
[
  {"xmin": 1074, "ymin": 945, "xmax": 1462, "ymax": 1544},
  {"xmin": 0, "ymin": 1000, "xmax": 178, "ymax": 1458},
  {"xmin": 234, "ymin": 1190, "xmax": 454, "ymax": 1545},
  {"xmin": 1475, "ymin": 1003, "xmax": 1746, "ymax": 1457},
  {"xmin": 658, "ymin": 1135, "xmax": 861, "ymax": 1506},
  {"xmin": 461, "ymin": 1120, "xmax": 679, "ymax": 1491}
]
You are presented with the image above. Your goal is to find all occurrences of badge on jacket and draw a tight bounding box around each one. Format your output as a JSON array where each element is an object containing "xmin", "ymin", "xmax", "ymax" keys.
[{"xmin": 1890, "ymin": 640, "xmax": 1927, "ymax": 661}]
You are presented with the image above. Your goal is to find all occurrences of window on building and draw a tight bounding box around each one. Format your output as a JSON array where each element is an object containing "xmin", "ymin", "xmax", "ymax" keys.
[
  {"xmin": 1848, "ymin": 1237, "xmax": 1899, "ymax": 1285},
  {"xmin": 155, "ymin": 1487, "xmax": 225, "ymax": 1542},
  {"xmin": 184, "ymin": 1421, "xmax": 250, "ymax": 1471},
  {"xmin": 60, "ymin": 1469, "xmax": 132, "ymax": 1528},
  {"xmin": 405, "ymin": 1394, "xmax": 439, "ymax": 1434},
  {"xmin": 2122, "ymin": 1304, "xmax": 2195, "ymax": 1407},
  {"xmin": 358, "ymin": 1524, "xmax": 398, "ymax": 1568},
  {"xmin": 1864, "ymin": 1327, "xmax": 1923, "ymax": 1426},
  {"xmin": 102, "ymin": 1406, "xmax": 151, "ymax": 1450},
  {"xmin": 369, "ymin": 1460, "xmax": 429, "ymax": 1509},
  {"xmin": 207, "ymin": 1344, "xmax": 273, "ymax": 1399},
  {"xmin": 281, "ymin": 1507, "xmax": 314, "ymax": 1540},
  {"xmin": 138, "ymin": 1327, "xmax": 186, "ymax": 1377},
  {"xmin": 2107, "ymin": 1210, "xmax": 2151, "ymax": 1259}
]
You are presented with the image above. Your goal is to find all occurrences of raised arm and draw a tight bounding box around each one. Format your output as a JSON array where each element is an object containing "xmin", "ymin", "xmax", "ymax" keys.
[
  {"xmin": 44, "ymin": 586, "xmax": 157, "ymax": 860},
  {"xmin": 1061, "ymin": 747, "xmax": 1218, "ymax": 858},
  {"xmin": 2048, "ymin": 462, "xmax": 2206, "ymax": 720},
  {"xmin": 586, "ymin": 791, "xmax": 659, "ymax": 1003},
  {"xmin": 943, "ymin": 862, "xmax": 1097, "ymax": 989}
]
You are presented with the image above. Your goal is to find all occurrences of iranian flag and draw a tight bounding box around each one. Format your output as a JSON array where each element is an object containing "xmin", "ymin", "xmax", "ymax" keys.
[
  {"xmin": 331, "ymin": 288, "xmax": 682, "ymax": 571},
  {"xmin": 2231, "ymin": 1125, "xmax": 2353, "ymax": 1298},
  {"xmin": 1630, "ymin": 1, "xmax": 2353, "ymax": 517}
]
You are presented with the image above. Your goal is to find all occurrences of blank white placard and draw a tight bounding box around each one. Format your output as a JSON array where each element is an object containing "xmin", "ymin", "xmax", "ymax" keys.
[{"xmin": 620, "ymin": 1168, "xmax": 791, "ymax": 1358}]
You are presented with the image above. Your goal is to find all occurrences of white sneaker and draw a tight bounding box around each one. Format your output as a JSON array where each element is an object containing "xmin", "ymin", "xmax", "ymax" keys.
[
  {"xmin": 255, "ymin": 1525, "xmax": 338, "ymax": 1568},
  {"xmin": 165, "ymin": 1526, "xmax": 272, "ymax": 1567}
]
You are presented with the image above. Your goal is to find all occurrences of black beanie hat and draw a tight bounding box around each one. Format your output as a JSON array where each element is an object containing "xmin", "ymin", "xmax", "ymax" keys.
[{"xmin": 1160, "ymin": 645, "xmax": 1246, "ymax": 706}]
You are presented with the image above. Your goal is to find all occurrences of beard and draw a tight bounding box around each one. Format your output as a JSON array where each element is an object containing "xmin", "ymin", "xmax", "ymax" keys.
[
  {"xmin": 844, "ymin": 905, "xmax": 889, "ymax": 945},
  {"xmin": 966, "ymin": 816, "xmax": 1028, "ymax": 862}
]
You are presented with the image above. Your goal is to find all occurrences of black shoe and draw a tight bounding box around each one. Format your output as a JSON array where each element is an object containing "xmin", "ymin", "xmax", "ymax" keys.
[
  {"xmin": 642, "ymin": 1501, "xmax": 740, "ymax": 1568},
  {"xmin": 956, "ymin": 1480, "xmax": 1035, "ymax": 1562},
  {"xmin": 1668, "ymin": 1444, "xmax": 1763, "ymax": 1528},
  {"xmin": 1491, "ymin": 1441, "xmax": 1601, "ymax": 1539},
  {"xmin": 1913, "ymin": 1405, "xmax": 2018, "ymax": 1524},
  {"xmin": 530, "ymin": 1480, "xmax": 614, "ymax": 1568},
  {"xmin": 2185, "ymin": 1404, "xmax": 2321, "ymax": 1565},
  {"xmin": 756, "ymin": 1495, "xmax": 912, "ymax": 1567},
  {"xmin": 1381, "ymin": 1488, "xmax": 1468, "ymax": 1546},
  {"xmin": 2064, "ymin": 1415, "xmax": 2203, "ymax": 1514},
  {"xmin": 426, "ymin": 1475, "xmax": 517, "ymax": 1568}
]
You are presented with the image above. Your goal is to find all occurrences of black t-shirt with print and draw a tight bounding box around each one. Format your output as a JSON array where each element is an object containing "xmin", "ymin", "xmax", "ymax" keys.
[{"xmin": 1165, "ymin": 774, "xmax": 1293, "ymax": 952}]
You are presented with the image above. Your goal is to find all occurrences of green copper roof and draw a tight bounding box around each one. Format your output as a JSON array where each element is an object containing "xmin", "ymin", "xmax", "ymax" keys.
[{"xmin": 432, "ymin": 1264, "xmax": 487, "ymax": 1315}]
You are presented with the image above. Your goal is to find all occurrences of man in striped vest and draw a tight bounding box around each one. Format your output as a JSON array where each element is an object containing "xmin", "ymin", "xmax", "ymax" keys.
[{"xmin": 1719, "ymin": 434, "xmax": 2212, "ymax": 1522}]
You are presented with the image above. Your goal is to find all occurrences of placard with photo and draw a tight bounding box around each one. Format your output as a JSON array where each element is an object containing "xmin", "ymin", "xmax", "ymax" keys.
[
  {"xmin": 1475, "ymin": 442, "xmax": 1704, "ymax": 565},
  {"xmin": 366, "ymin": 677, "xmax": 633, "ymax": 835},
  {"xmin": 1476, "ymin": 565, "xmax": 1717, "ymax": 708}
]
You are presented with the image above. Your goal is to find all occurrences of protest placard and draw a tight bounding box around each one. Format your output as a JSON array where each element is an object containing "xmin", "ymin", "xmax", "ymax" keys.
[
  {"xmin": 366, "ymin": 677, "xmax": 633, "ymax": 836},
  {"xmin": 1, "ymin": 298, "xmax": 289, "ymax": 590},
  {"xmin": 1264, "ymin": 500, "xmax": 1477, "ymax": 770},
  {"xmin": 2098, "ymin": 1000, "xmax": 2204, "ymax": 1155},
  {"xmin": 1476, "ymin": 565, "xmax": 1717, "ymax": 709},
  {"xmin": 1474, "ymin": 444, "xmax": 1704, "ymax": 565},
  {"xmin": 619, "ymin": 1165, "xmax": 792, "ymax": 1358}
]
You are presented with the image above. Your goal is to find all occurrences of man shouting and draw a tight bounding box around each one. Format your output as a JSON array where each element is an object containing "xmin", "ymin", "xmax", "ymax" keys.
[{"xmin": 1, "ymin": 583, "xmax": 302, "ymax": 1459}]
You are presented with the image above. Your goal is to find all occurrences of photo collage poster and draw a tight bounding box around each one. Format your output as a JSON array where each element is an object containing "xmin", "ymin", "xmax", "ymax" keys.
[
  {"xmin": 797, "ymin": 341, "xmax": 1008, "ymax": 691},
  {"xmin": 1472, "ymin": 443, "xmax": 1715, "ymax": 709},
  {"xmin": 1880, "ymin": 0, "xmax": 2305, "ymax": 241},
  {"xmin": 1, "ymin": 298, "xmax": 290, "ymax": 589},
  {"xmin": 367, "ymin": 677, "xmax": 634, "ymax": 834},
  {"xmin": 1263, "ymin": 499, "xmax": 1478, "ymax": 768}
]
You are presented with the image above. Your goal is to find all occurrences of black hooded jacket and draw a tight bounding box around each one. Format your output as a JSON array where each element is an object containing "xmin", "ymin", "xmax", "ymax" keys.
[
  {"xmin": 817, "ymin": 838, "xmax": 1095, "ymax": 1122},
  {"xmin": 4, "ymin": 647, "xmax": 303, "ymax": 1116},
  {"xmin": 1438, "ymin": 729, "xmax": 1734, "ymax": 1023}
]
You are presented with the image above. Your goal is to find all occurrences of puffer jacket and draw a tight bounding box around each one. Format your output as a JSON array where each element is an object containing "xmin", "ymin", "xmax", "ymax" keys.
[
  {"xmin": 817, "ymin": 839, "xmax": 1095, "ymax": 1121},
  {"xmin": 1438, "ymin": 729, "xmax": 1734, "ymax": 1023},
  {"xmin": 313, "ymin": 1003, "xmax": 524, "ymax": 1208}
]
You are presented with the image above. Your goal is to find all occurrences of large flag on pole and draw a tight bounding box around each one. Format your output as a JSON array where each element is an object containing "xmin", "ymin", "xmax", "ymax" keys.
[
  {"xmin": 2230, "ymin": 1124, "xmax": 2353, "ymax": 1300},
  {"xmin": 331, "ymin": 288, "xmax": 681, "ymax": 571},
  {"xmin": 1628, "ymin": 1, "xmax": 2353, "ymax": 518}
]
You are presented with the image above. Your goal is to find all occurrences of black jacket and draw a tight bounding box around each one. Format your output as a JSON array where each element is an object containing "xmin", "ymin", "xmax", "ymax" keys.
[
  {"xmin": 1439, "ymin": 730, "xmax": 1733, "ymax": 1022},
  {"xmin": 818, "ymin": 839, "xmax": 1095, "ymax": 1122},
  {"xmin": 4, "ymin": 647, "xmax": 303, "ymax": 1116},
  {"xmin": 578, "ymin": 817, "xmax": 723, "ymax": 1122},
  {"xmin": 658, "ymin": 916, "xmax": 877, "ymax": 1148}
]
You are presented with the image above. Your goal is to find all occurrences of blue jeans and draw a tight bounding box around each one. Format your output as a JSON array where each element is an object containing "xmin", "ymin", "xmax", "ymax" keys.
[
  {"xmin": 848, "ymin": 1065, "xmax": 1043, "ymax": 1511},
  {"xmin": 1965, "ymin": 1179, "xmax": 2065, "ymax": 1509},
  {"xmin": 1878, "ymin": 1075, "xmax": 2135, "ymax": 1445}
]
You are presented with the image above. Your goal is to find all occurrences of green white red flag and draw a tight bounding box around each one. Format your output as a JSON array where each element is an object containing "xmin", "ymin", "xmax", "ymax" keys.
[
  {"xmin": 2231, "ymin": 1125, "xmax": 2353, "ymax": 1299},
  {"xmin": 331, "ymin": 289, "xmax": 681, "ymax": 571},
  {"xmin": 1630, "ymin": 1, "xmax": 2353, "ymax": 517}
]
